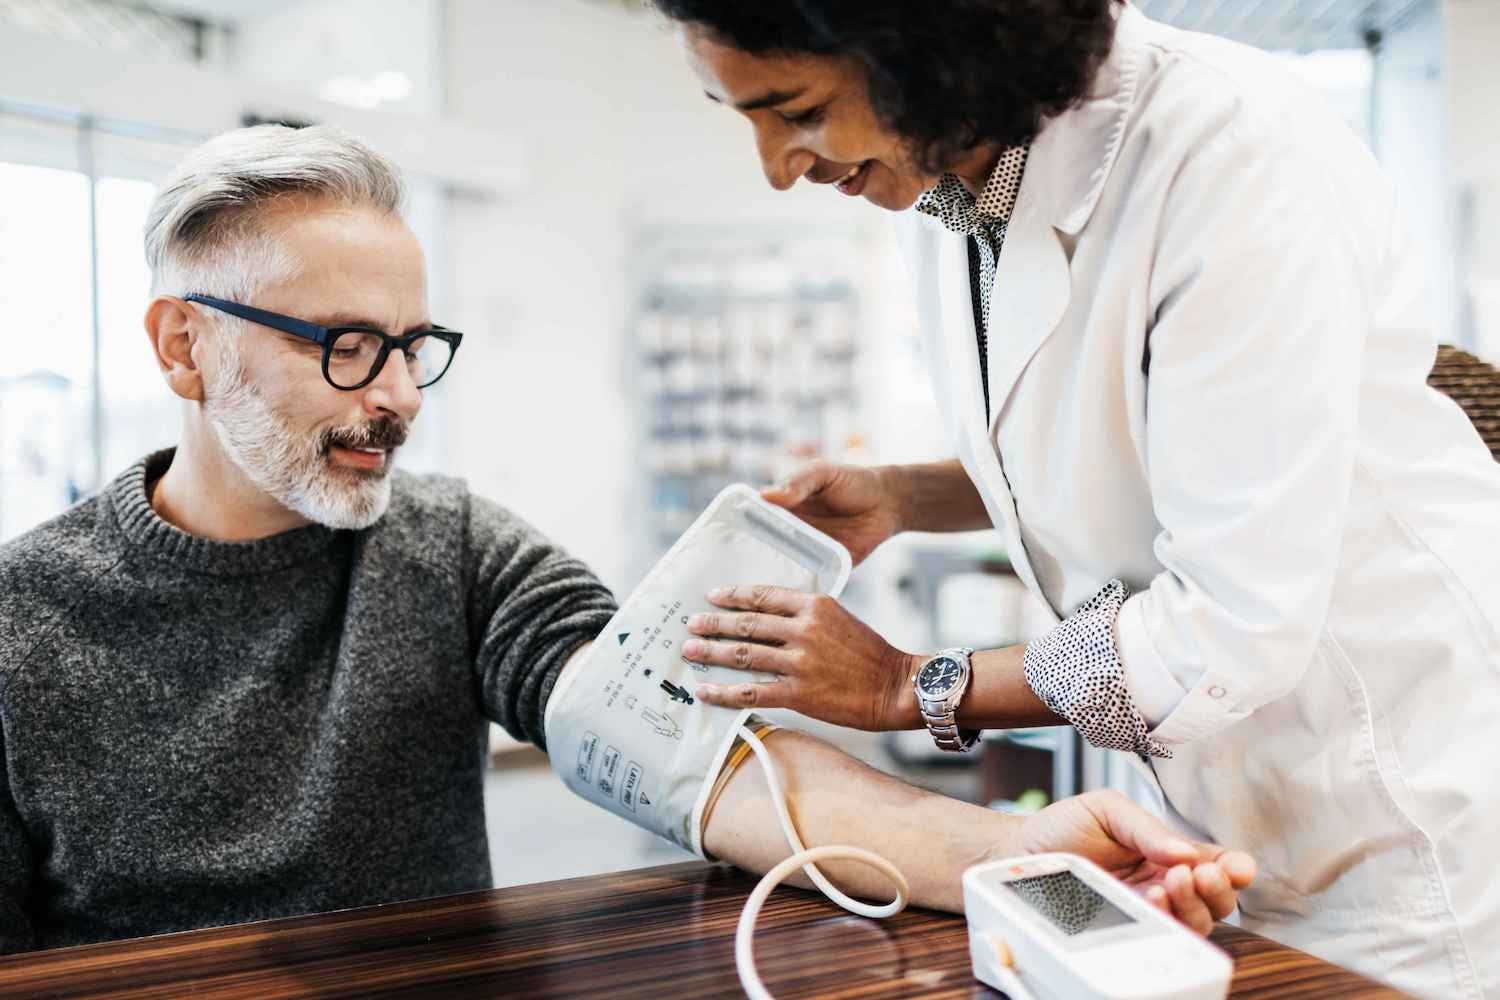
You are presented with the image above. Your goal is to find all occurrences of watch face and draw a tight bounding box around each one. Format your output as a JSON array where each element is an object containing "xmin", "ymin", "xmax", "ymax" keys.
[{"xmin": 917, "ymin": 656, "xmax": 963, "ymax": 697}]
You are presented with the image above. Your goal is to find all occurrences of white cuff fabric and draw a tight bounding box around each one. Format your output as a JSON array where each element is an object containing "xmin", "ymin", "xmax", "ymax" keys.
[
  {"xmin": 1113, "ymin": 592, "xmax": 1254, "ymax": 746},
  {"xmin": 1114, "ymin": 594, "xmax": 1190, "ymax": 728}
]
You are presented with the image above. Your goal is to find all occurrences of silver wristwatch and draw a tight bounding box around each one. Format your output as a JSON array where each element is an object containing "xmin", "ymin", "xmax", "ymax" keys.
[{"xmin": 913, "ymin": 647, "xmax": 981, "ymax": 752}]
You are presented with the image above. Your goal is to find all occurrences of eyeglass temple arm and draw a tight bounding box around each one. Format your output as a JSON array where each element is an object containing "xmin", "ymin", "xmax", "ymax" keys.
[{"xmin": 183, "ymin": 294, "xmax": 331, "ymax": 345}]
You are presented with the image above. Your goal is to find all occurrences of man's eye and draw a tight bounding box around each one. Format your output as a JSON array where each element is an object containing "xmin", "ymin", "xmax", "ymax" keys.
[{"xmin": 778, "ymin": 107, "xmax": 825, "ymax": 127}]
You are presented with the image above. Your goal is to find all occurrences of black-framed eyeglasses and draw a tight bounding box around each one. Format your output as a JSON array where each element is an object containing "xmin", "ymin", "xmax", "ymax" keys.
[{"xmin": 184, "ymin": 294, "xmax": 463, "ymax": 391}]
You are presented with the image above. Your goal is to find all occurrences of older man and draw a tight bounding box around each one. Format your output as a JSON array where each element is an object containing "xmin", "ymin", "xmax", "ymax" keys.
[{"xmin": 0, "ymin": 125, "xmax": 1252, "ymax": 954}]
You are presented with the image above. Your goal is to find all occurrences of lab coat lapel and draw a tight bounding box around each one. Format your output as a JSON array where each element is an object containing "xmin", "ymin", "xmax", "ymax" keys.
[
  {"xmin": 927, "ymin": 183, "xmax": 1072, "ymax": 440},
  {"xmin": 902, "ymin": 5, "xmax": 1144, "ymax": 618},
  {"xmin": 932, "ymin": 223, "xmax": 1056, "ymax": 613},
  {"xmin": 935, "ymin": 230, "xmax": 987, "ymax": 436},
  {"xmin": 982, "ymin": 0, "xmax": 1142, "ymax": 423},
  {"xmin": 986, "ymin": 150, "xmax": 1073, "ymax": 433},
  {"xmin": 961, "ymin": 19, "xmax": 1140, "ymax": 613}
]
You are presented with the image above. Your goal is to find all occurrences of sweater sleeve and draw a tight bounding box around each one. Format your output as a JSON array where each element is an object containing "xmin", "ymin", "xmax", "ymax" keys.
[
  {"xmin": 0, "ymin": 728, "xmax": 35, "ymax": 954},
  {"xmin": 464, "ymin": 495, "xmax": 617, "ymax": 752}
]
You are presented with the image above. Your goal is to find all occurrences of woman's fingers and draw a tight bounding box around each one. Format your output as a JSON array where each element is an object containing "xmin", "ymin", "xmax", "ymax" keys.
[
  {"xmin": 683, "ymin": 589, "xmax": 811, "ymax": 672},
  {"xmin": 706, "ymin": 585, "xmax": 811, "ymax": 617},
  {"xmin": 686, "ymin": 611, "xmax": 798, "ymax": 647},
  {"xmin": 761, "ymin": 462, "xmax": 836, "ymax": 507},
  {"xmin": 679, "ymin": 637, "xmax": 797, "ymax": 675},
  {"xmin": 694, "ymin": 678, "xmax": 791, "ymax": 711}
]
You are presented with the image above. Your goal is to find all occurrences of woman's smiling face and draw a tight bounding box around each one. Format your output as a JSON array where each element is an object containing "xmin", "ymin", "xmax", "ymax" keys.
[{"xmin": 680, "ymin": 25, "xmax": 942, "ymax": 212}]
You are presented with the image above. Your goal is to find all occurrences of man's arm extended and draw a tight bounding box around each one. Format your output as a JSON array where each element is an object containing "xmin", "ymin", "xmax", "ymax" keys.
[
  {"xmin": 701, "ymin": 728, "xmax": 1254, "ymax": 934},
  {"xmin": 537, "ymin": 573, "xmax": 1251, "ymax": 932}
]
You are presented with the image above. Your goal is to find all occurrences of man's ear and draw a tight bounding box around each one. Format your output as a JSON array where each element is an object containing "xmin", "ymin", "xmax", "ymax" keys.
[{"xmin": 145, "ymin": 296, "xmax": 206, "ymax": 402}]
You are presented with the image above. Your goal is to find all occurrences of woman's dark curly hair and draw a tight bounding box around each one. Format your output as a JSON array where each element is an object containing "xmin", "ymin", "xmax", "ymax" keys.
[{"xmin": 652, "ymin": 0, "xmax": 1117, "ymax": 175}]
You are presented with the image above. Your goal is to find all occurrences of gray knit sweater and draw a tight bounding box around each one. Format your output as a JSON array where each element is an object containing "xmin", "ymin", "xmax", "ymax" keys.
[{"xmin": 0, "ymin": 449, "xmax": 616, "ymax": 953}]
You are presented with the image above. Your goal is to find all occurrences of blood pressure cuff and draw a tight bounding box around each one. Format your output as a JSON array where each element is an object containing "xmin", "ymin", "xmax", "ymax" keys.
[{"xmin": 543, "ymin": 485, "xmax": 851, "ymax": 857}]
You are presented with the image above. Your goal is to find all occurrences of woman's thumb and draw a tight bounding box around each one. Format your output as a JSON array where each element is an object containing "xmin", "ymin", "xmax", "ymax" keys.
[{"xmin": 762, "ymin": 463, "xmax": 831, "ymax": 507}]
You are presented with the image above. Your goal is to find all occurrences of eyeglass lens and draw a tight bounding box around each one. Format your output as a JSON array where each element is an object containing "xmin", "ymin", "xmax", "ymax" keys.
[{"xmin": 327, "ymin": 331, "xmax": 454, "ymax": 388}]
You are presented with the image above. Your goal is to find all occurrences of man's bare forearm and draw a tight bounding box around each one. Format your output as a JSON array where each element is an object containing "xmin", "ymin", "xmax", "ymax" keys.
[
  {"xmin": 882, "ymin": 460, "xmax": 991, "ymax": 534},
  {"xmin": 701, "ymin": 729, "xmax": 1020, "ymax": 912}
]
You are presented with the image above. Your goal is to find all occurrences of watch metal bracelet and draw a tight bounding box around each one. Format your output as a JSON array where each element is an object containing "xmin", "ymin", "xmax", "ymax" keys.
[
  {"xmin": 919, "ymin": 702, "xmax": 980, "ymax": 752},
  {"xmin": 917, "ymin": 646, "xmax": 981, "ymax": 753}
]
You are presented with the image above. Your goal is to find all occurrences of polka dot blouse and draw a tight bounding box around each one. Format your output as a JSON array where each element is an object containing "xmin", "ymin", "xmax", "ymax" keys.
[
  {"xmin": 915, "ymin": 145, "xmax": 1028, "ymax": 421},
  {"xmin": 915, "ymin": 152, "xmax": 1170, "ymax": 760},
  {"xmin": 1023, "ymin": 581, "xmax": 1170, "ymax": 759}
]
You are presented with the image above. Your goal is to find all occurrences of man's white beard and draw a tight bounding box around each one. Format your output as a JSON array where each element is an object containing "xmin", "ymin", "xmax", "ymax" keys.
[{"xmin": 203, "ymin": 341, "xmax": 394, "ymax": 531}]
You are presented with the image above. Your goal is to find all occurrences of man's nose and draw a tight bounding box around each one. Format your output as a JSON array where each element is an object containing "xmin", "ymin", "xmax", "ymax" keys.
[
  {"xmin": 755, "ymin": 126, "xmax": 816, "ymax": 192},
  {"xmin": 362, "ymin": 349, "xmax": 423, "ymax": 422}
]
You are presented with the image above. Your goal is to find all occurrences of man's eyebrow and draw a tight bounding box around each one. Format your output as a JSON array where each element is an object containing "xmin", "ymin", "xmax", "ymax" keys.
[
  {"xmin": 704, "ymin": 87, "xmax": 807, "ymax": 112},
  {"xmin": 313, "ymin": 314, "xmax": 434, "ymax": 335}
]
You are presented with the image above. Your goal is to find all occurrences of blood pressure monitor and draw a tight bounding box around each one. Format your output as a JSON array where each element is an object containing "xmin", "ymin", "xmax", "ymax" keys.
[
  {"xmin": 547, "ymin": 483, "xmax": 1237, "ymax": 1000},
  {"xmin": 964, "ymin": 854, "xmax": 1232, "ymax": 1000}
]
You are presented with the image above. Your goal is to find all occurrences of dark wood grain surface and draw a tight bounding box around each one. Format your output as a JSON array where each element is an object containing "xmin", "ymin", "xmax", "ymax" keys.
[{"xmin": 0, "ymin": 861, "xmax": 1408, "ymax": 999}]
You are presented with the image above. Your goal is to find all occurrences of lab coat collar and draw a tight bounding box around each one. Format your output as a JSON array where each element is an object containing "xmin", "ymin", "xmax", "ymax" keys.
[
  {"xmin": 1034, "ymin": 1, "xmax": 1148, "ymax": 236},
  {"xmin": 911, "ymin": 2, "xmax": 1148, "ymax": 238},
  {"xmin": 906, "ymin": 0, "xmax": 1151, "ymax": 497}
]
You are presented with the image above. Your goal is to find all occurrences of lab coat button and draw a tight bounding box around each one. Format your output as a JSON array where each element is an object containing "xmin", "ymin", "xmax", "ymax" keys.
[{"xmin": 1208, "ymin": 685, "xmax": 1226, "ymax": 699}]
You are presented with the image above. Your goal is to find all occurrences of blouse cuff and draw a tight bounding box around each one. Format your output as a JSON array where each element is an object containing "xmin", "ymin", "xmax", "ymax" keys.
[{"xmin": 1022, "ymin": 579, "xmax": 1172, "ymax": 759}]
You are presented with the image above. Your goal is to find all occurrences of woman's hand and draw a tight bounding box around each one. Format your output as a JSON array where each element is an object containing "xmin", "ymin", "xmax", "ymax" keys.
[
  {"xmin": 1017, "ymin": 790, "xmax": 1258, "ymax": 935},
  {"xmin": 760, "ymin": 462, "xmax": 906, "ymax": 567},
  {"xmin": 683, "ymin": 584, "xmax": 920, "ymax": 731}
]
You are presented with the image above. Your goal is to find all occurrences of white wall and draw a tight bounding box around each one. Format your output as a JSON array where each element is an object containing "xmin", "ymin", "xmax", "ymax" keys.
[
  {"xmin": 231, "ymin": 0, "xmax": 446, "ymax": 116},
  {"xmin": 1372, "ymin": 0, "xmax": 1460, "ymax": 348},
  {"xmin": 441, "ymin": 0, "xmax": 885, "ymax": 591},
  {"xmin": 0, "ymin": 17, "xmax": 519, "ymax": 198},
  {"xmin": 1447, "ymin": 0, "xmax": 1500, "ymax": 190},
  {"xmin": 1446, "ymin": 0, "xmax": 1500, "ymax": 359},
  {"xmin": 1371, "ymin": 0, "xmax": 1500, "ymax": 360}
]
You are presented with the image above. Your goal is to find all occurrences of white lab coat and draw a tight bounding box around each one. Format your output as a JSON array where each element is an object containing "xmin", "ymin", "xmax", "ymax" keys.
[{"xmin": 894, "ymin": 6, "xmax": 1500, "ymax": 997}]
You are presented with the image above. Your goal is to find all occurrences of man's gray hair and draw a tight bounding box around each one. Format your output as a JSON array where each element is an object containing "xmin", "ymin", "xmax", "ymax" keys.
[{"xmin": 144, "ymin": 124, "xmax": 405, "ymax": 301}]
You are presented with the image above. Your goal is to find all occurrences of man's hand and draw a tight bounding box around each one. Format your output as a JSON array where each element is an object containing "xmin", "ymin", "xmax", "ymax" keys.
[
  {"xmin": 703, "ymin": 730, "xmax": 1255, "ymax": 936},
  {"xmin": 760, "ymin": 462, "xmax": 906, "ymax": 567},
  {"xmin": 1017, "ymin": 790, "xmax": 1257, "ymax": 935},
  {"xmin": 683, "ymin": 585, "xmax": 920, "ymax": 731}
]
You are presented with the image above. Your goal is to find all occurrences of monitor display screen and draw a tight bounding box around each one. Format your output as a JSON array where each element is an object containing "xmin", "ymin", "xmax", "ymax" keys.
[{"xmin": 1004, "ymin": 870, "xmax": 1137, "ymax": 937}]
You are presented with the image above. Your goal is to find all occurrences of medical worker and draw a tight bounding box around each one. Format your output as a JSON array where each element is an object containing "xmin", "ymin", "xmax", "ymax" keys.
[{"xmin": 661, "ymin": 2, "xmax": 1500, "ymax": 996}]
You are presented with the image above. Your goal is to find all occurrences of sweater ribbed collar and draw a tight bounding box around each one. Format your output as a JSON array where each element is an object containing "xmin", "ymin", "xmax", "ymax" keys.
[{"xmin": 108, "ymin": 449, "xmax": 346, "ymax": 576}]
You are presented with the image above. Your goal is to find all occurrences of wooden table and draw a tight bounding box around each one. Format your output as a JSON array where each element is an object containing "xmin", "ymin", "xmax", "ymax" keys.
[{"xmin": 0, "ymin": 862, "xmax": 1407, "ymax": 999}]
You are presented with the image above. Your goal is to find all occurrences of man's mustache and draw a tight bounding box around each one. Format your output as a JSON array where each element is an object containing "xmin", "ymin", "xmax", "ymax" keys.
[{"xmin": 321, "ymin": 418, "xmax": 409, "ymax": 452}]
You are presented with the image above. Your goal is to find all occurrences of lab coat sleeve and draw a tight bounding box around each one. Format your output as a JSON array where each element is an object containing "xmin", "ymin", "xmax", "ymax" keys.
[
  {"xmin": 465, "ymin": 495, "xmax": 618, "ymax": 752},
  {"xmin": 1113, "ymin": 119, "xmax": 1381, "ymax": 747},
  {"xmin": 0, "ymin": 729, "xmax": 35, "ymax": 954}
]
